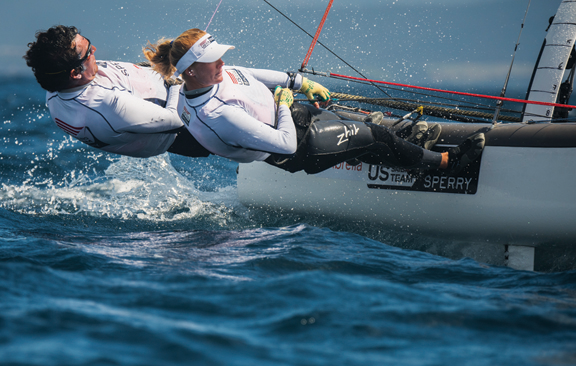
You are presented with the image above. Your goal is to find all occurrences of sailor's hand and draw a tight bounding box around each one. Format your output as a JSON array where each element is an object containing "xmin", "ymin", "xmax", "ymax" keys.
[
  {"xmin": 274, "ymin": 86, "xmax": 294, "ymax": 108},
  {"xmin": 299, "ymin": 77, "xmax": 331, "ymax": 102}
]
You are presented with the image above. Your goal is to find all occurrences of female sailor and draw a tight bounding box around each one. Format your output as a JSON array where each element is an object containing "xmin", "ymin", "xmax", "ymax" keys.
[{"xmin": 143, "ymin": 28, "xmax": 485, "ymax": 174}]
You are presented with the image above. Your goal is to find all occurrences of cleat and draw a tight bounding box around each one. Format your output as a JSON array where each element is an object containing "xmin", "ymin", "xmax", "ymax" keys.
[
  {"xmin": 364, "ymin": 111, "xmax": 384, "ymax": 125},
  {"xmin": 447, "ymin": 132, "xmax": 485, "ymax": 174}
]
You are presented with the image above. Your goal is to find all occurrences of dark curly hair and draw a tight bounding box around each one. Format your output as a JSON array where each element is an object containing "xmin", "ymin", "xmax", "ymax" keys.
[{"xmin": 23, "ymin": 25, "xmax": 84, "ymax": 92}]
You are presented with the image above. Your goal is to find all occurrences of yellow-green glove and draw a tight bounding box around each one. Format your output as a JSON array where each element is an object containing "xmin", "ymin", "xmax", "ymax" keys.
[
  {"xmin": 274, "ymin": 86, "xmax": 294, "ymax": 108},
  {"xmin": 299, "ymin": 77, "xmax": 331, "ymax": 102}
]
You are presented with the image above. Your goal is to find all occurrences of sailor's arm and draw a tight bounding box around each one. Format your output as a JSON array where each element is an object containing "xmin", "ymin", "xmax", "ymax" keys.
[
  {"xmin": 247, "ymin": 68, "xmax": 330, "ymax": 102},
  {"xmin": 217, "ymin": 104, "xmax": 297, "ymax": 155},
  {"xmin": 111, "ymin": 84, "xmax": 184, "ymax": 134},
  {"xmin": 248, "ymin": 68, "xmax": 304, "ymax": 90}
]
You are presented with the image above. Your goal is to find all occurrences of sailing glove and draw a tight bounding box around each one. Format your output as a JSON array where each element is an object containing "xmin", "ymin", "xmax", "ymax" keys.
[
  {"xmin": 299, "ymin": 77, "xmax": 331, "ymax": 102},
  {"xmin": 274, "ymin": 86, "xmax": 294, "ymax": 108}
]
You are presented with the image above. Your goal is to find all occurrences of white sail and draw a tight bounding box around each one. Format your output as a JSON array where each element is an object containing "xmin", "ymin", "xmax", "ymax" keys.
[{"xmin": 523, "ymin": 0, "xmax": 576, "ymax": 122}]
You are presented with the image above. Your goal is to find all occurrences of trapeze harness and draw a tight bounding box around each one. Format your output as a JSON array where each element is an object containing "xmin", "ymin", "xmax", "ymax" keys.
[
  {"xmin": 47, "ymin": 61, "xmax": 209, "ymax": 158},
  {"xmin": 178, "ymin": 67, "xmax": 442, "ymax": 174}
]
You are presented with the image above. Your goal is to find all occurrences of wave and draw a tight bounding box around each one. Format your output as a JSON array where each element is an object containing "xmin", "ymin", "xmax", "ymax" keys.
[{"xmin": 0, "ymin": 153, "xmax": 247, "ymax": 226}]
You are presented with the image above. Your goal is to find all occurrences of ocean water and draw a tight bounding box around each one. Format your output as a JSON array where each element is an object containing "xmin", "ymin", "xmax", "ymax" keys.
[{"xmin": 1, "ymin": 76, "xmax": 576, "ymax": 366}]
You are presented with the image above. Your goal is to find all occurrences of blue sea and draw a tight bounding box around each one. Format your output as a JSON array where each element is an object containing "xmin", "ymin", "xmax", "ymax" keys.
[{"xmin": 1, "ymin": 76, "xmax": 576, "ymax": 366}]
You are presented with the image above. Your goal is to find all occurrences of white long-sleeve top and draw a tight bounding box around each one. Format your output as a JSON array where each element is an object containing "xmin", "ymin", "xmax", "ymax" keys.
[
  {"xmin": 177, "ymin": 66, "xmax": 303, "ymax": 163},
  {"xmin": 46, "ymin": 61, "xmax": 184, "ymax": 158}
]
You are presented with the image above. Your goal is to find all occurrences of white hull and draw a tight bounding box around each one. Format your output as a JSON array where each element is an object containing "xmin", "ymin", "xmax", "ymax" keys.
[
  {"xmin": 238, "ymin": 144, "xmax": 576, "ymax": 245},
  {"xmin": 238, "ymin": 120, "xmax": 576, "ymax": 270}
]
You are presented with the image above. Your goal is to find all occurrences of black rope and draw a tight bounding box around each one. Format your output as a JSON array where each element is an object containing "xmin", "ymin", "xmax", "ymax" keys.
[
  {"xmin": 327, "ymin": 74, "xmax": 504, "ymax": 111},
  {"xmin": 328, "ymin": 92, "xmax": 522, "ymax": 123}
]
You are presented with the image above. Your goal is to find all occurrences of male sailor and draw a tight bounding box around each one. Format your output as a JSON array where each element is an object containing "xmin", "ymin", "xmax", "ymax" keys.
[{"xmin": 24, "ymin": 25, "xmax": 209, "ymax": 158}]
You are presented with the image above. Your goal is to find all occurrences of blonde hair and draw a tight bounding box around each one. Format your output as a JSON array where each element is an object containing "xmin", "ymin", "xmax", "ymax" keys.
[{"xmin": 143, "ymin": 28, "xmax": 207, "ymax": 78}]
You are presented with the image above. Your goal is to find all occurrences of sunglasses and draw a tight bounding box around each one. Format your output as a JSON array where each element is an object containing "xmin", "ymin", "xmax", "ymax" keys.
[{"xmin": 77, "ymin": 37, "xmax": 92, "ymax": 66}]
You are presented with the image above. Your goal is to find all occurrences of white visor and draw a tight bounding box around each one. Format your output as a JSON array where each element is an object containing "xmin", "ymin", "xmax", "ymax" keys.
[{"xmin": 174, "ymin": 33, "xmax": 234, "ymax": 77}]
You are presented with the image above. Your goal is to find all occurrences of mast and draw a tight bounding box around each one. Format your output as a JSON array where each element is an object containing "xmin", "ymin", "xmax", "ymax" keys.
[{"xmin": 523, "ymin": 0, "xmax": 576, "ymax": 122}]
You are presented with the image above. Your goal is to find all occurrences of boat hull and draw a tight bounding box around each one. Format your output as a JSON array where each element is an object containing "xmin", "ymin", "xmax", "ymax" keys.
[
  {"xmin": 238, "ymin": 145, "xmax": 576, "ymax": 245},
  {"xmin": 238, "ymin": 119, "xmax": 576, "ymax": 250}
]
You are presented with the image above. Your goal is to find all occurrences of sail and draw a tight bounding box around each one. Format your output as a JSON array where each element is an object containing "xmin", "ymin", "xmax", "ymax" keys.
[{"xmin": 523, "ymin": 0, "xmax": 576, "ymax": 122}]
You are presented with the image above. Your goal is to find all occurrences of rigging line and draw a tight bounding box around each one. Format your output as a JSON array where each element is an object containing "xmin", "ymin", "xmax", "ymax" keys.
[
  {"xmin": 329, "ymin": 92, "xmax": 520, "ymax": 122},
  {"xmin": 327, "ymin": 74, "xmax": 502, "ymax": 109},
  {"xmin": 327, "ymin": 95, "xmax": 518, "ymax": 115},
  {"xmin": 329, "ymin": 72, "xmax": 576, "ymax": 109},
  {"xmin": 262, "ymin": 0, "xmax": 392, "ymax": 97},
  {"xmin": 360, "ymin": 97, "xmax": 520, "ymax": 114},
  {"xmin": 205, "ymin": 0, "xmax": 224, "ymax": 31},
  {"xmin": 493, "ymin": 0, "xmax": 531, "ymax": 124}
]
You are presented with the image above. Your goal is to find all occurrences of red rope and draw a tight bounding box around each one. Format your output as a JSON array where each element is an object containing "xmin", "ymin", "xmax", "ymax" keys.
[
  {"xmin": 329, "ymin": 72, "xmax": 576, "ymax": 109},
  {"xmin": 301, "ymin": 0, "xmax": 334, "ymax": 70}
]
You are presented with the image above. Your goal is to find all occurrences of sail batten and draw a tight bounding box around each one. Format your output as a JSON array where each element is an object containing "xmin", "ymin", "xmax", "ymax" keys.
[{"xmin": 523, "ymin": 0, "xmax": 576, "ymax": 122}]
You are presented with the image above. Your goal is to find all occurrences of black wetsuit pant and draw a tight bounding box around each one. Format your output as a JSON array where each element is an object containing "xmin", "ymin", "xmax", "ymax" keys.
[
  {"xmin": 167, "ymin": 127, "xmax": 211, "ymax": 158},
  {"xmin": 265, "ymin": 103, "xmax": 441, "ymax": 174}
]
